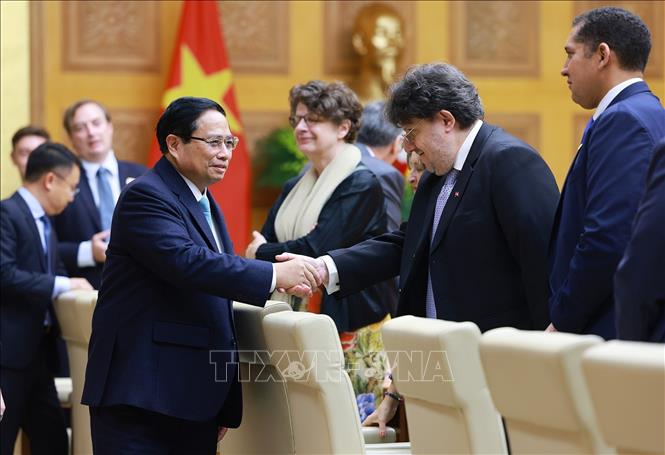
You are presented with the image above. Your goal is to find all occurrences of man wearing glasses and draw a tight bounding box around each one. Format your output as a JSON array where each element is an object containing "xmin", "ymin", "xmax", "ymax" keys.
[
  {"xmin": 82, "ymin": 97, "xmax": 320, "ymax": 454},
  {"xmin": 1, "ymin": 143, "xmax": 93, "ymax": 455},
  {"xmin": 53, "ymin": 99, "xmax": 147, "ymax": 290}
]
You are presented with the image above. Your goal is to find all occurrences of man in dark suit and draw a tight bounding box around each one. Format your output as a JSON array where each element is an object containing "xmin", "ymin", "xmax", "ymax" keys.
[
  {"xmin": 1, "ymin": 143, "xmax": 93, "ymax": 455},
  {"xmin": 10, "ymin": 125, "xmax": 50, "ymax": 180},
  {"xmin": 53, "ymin": 100, "xmax": 147, "ymax": 289},
  {"xmin": 615, "ymin": 139, "xmax": 665, "ymax": 343},
  {"xmin": 280, "ymin": 63, "xmax": 559, "ymax": 432},
  {"xmin": 81, "ymin": 97, "xmax": 320, "ymax": 454},
  {"xmin": 356, "ymin": 100, "xmax": 405, "ymax": 232},
  {"xmin": 548, "ymin": 7, "xmax": 665, "ymax": 339}
]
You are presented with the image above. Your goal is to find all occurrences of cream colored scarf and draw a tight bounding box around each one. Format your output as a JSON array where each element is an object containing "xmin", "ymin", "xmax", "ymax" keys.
[{"xmin": 272, "ymin": 143, "xmax": 361, "ymax": 303}]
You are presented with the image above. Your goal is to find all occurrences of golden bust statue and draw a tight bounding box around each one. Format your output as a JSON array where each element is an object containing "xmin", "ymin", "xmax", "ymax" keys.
[{"xmin": 351, "ymin": 4, "xmax": 405, "ymax": 103}]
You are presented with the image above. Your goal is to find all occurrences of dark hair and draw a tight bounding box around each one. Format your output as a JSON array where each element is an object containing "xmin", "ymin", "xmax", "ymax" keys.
[
  {"xmin": 12, "ymin": 126, "xmax": 50, "ymax": 149},
  {"xmin": 386, "ymin": 63, "xmax": 484, "ymax": 129},
  {"xmin": 357, "ymin": 101, "xmax": 402, "ymax": 147},
  {"xmin": 63, "ymin": 99, "xmax": 112, "ymax": 135},
  {"xmin": 572, "ymin": 7, "xmax": 651, "ymax": 72},
  {"xmin": 156, "ymin": 97, "xmax": 226, "ymax": 154},
  {"xmin": 24, "ymin": 142, "xmax": 81, "ymax": 183},
  {"xmin": 289, "ymin": 80, "xmax": 363, "ymax": 143}
]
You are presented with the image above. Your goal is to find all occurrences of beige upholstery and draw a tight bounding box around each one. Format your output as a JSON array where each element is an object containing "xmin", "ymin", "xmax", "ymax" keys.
[
  {"xmin": 219, "ymin": 300, "xmax": 295, "ymax": 455},
  {"xmin": 262, "ymin": 310, "xmax": 366, "ymax": 454},
  {"xmin": 380, "ymin": 316, "xmax": 507, "ymax": 454},
  {"xmin": 53, "ymin": 290, "xmax": 98, "ymax": 455},
  {"xmin": 480, "ymin": 328, "xmax": 613, "ymax": 454},
  {"xmin": 582, "ymin": 340, "xmax": 665, "ymax": 455}
]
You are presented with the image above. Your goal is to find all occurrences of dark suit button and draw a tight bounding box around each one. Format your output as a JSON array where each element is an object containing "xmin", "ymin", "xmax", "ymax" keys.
[
  {"xmin": 412, "ymin": 253, "xmax": 416, "ymax": 259},
  {"xmin": 398, "ymin": 288, "xmax": 402, "ymax": 293}
]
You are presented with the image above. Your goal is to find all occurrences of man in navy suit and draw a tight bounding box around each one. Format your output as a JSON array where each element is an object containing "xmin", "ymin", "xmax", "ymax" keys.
[
  {"xmin": 82, "ymin": 97, "xmax": 320, "ymax": 454},
  {"xmin": 356, "ymin": 100, "xmax": 405, "ymax": 232},
  {"xmin": 548, "ymin": 7, "xmax": 665, "ymax": 339},
  {"xmin": 1, "ymin": 143, "xmax": 93, "ymax": 455},
  {"xmin": 615, "ymin": 139, "xmax": 665, "ymax": 342},
  {"xmin": 53, "ymin": 100, "xmax": 147, "ymax": 289}
]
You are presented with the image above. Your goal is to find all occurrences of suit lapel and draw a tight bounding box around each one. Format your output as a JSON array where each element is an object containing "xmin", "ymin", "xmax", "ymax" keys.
[
  {"xmin": 209, "ymin": 195, "xmax": 232, "ymax": 253},
  {"xmin": 13, "ymin": 193, "xmax": 48, "ymax": 272},
  {"xmin": 155, "ymin": 158, "xmax": 219, "ymax": 252},
  {"xmin": 429, "ymin": 123, "xmax": 489, "ymax": 254}
]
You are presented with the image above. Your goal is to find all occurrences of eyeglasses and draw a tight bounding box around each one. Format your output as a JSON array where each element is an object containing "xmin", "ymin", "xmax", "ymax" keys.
[
  {"xmin": 52, "ymin": 172, "xmax": 80, "ymax": 196},
  {"xmin": 288, "ymin": 114, "xmax": 323, "ymax": 129},
  {"xmin": 188, "ymin": 135, "xmax": 239, "ymax": 151},
  {"xmin": 401, "ymin": 119, "xmax": 425, "ymax": 146}
]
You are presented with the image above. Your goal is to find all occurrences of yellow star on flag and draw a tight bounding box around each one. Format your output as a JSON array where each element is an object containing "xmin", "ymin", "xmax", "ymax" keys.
[{"xmin": 162, "ymin": 45, "xmax": 242, "ymax": 133}]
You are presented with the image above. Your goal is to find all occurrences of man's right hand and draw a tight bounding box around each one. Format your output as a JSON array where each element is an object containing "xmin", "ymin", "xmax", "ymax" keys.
[
  {"xmin": 92, "ymin": 229, "xmax": 110, "ymax": 263},
  {"xmin": 273, "ymin": 256, "xmax": 321, "ymax": 298},
  {"xmin": 70, "ymin": 278, "xmax": 94, "ymax": 291},
  {"xmin": 275, "ymin": 253, "xmax": 329, "ymax": 287}
]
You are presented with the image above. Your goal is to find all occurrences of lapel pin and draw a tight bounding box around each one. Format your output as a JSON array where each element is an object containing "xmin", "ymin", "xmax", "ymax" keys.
[{"xmin": 454, "ymin": 191, "xmax": 460, "ymax": 198}]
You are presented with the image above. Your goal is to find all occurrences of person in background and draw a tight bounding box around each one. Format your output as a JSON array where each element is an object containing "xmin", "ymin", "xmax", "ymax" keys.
[
  {"xmin": 53, "ymin": 99, "xmax": 147, "ymax": 289},
  {"xmin": 548, "ymin": 7, "xmax": 665, "ymax": 338},
  {"xmin": 1, "ymin": 143, "xmax": 93, "ymax": 455},
  {"xmin": 10, "ymin": 126, "xmax": 50, "ymax": 180},
  {"xmin": 406, "ymin": 150, "xmax": 425, "ymax": 192},
  {"xmin": 245, "ymin": 80, "xmax": 393, "ymax": 408}
]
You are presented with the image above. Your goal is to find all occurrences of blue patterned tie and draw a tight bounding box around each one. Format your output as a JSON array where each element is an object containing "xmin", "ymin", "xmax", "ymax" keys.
[
  {"xmin": 198, "ymin": 195, "xmax": 220, "ymax": 252},
  {"xmin": 41, "ymin": 215, "xmax": 53, "ymax": 326},
  {"xmin": 96, "ymin": 167, "xmax": 114, "ymax": 231},
  {"xmin": 425, "ymin": 169, "xmax": 459, "ymax": 319}
]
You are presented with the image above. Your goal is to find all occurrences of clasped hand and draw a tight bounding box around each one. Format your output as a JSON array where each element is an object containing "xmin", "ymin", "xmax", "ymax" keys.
[{"xmin": 272, "ymin": 253, "xmax": 329, "ymax": 298}]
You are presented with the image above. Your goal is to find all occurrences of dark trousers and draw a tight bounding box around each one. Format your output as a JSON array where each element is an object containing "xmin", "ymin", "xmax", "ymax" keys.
[
  {"xmin": 0, "ymin": 338, "xmax": 68, "ymax": 455},
  {"xmin": 90, "ymin": 405, "xmax": 218, "ymax": 455}
]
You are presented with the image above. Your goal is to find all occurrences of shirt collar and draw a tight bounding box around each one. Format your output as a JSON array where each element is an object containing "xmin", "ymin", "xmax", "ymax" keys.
[
  {"xmin": 81, "ymin": 151, "xmax": 119, "ymax": 181},
  {"xmin": 17, "ymin": 187, "xmax": 45, "ymax": 220},
  {"xmin": 593, "ymin": 78, "xmax": 642, "ymax": 120},
  {"xmin": 453, "ymin": 120, "xmax": 483, "ymax": 171},
  {"xmin": 177, "ymin": 171, "xmax": 206, "ymax": 202}
]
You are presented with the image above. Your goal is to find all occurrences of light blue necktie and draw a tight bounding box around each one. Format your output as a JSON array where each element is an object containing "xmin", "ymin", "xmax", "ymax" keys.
[
  {"xmin": 40, "ymin": 215, "xmax": 53, "ymax": 326},
  {"xmin": 96, "ymin": 167, "xmax": 114, "ymax": 231},
  {"xmin": 425, "ymin": 169, "xmax": 459, "ymax": 319},
  {"xmin": 198, "ymin": 195, "xmax": 220, "ymax": 252}
]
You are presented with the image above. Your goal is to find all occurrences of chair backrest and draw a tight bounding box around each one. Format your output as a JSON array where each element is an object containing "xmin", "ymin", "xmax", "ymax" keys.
[
  {"xmin": 479, "ymin": 328, "xmax": 613, "ymax": 454},
  {"xmin": 582, "ymin": 340, "xmax": 665, "ymax": 455},
  {"xmin": 219, "ymin": 301, "xmax": 295, "ymax": 455},
  {"xmin": 381, "ymin": 316, "xmax": 507, "ymax": 454},
  {"xmin": 262, "ymin": 310, "xmax": 366, "ymax": 454},
  {"xmin": 53, "ymin": 290, "xmax": 98, "ymax": 455}
]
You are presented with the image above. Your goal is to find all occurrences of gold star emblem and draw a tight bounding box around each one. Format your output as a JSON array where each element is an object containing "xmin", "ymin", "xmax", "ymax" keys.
[{"xmin": 162, "ymin": 45, "xmax": 242, "ymax": 132}]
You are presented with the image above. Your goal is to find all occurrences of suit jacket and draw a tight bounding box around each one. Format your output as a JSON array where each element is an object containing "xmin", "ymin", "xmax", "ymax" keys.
[
  {"xmin": 330, "ymin": 123, "xmax": 559, "ymax": 332},
  {"xmin": 355, "ymin": 143, "xmax": 405, "ymax": 232},
  {"xmin": 615, "ymin": 139, "xmax": 665, "ymax": 342},
  {"xmin": 53, "ymin": 159, "xmax": 147, "ymax": 289},
  {"xmin": 549, "ymin": 81, "xmax": 665, "ymax": 339},
  {"xmin": 81, "ymin": 157, "xmax": 273, "ymax": 426},
  {"xmin": 0, "ymin": 192, "xmax": 64, "ymax": 369},
  {"xmin": 257, "ymin": 164, "xmax": 396, "ymax": 331}
]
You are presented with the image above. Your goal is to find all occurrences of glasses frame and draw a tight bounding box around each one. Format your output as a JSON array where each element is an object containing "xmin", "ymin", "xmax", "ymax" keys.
[
  {"xmin": 188, "ymin": 135, "xmax": 239, "ymax": 151},
  {"xmin": 401, "ymin": 119, "xmax": 425, "ymax": 147},
  {"xmin": 288, "ymin": 114, "xmax": 323, "ymax": 129},
  {"xmin": 52, "ymin": 171, "xmax": 81, "ymax": 196}
]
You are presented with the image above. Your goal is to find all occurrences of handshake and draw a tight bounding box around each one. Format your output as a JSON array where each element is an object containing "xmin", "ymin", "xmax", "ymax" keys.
[{"xmin": 272, "ymin": 253, "xmax": 330, "ymax": 298}]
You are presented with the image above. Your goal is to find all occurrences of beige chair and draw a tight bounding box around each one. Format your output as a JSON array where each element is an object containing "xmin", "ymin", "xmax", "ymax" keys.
[
  {"xmin": 53, "ymin": 290, "xmax": 98, "ymax": 455},
  {"xmin": 219, "ymin": 300, "xmax": 295, "ymax": 455},
  {"xmin": 381, "ymin": 316, "xmax": 507, "ymax": 454},
  {"xmin": 582, "ymin": 340, "xmax": 665, "ymax": 455},
  {"xmin": 479, "ymin": 328, "xmax": 613, "ymax": 454},
  {"xmin": 262, "ymin": 310, "xmax": 410, "ymax": 455}
]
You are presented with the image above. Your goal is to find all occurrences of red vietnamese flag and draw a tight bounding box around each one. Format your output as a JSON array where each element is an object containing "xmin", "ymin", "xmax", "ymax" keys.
[{"xmin": 148, "ymin": 0, "xmax": 250, "ymax": 251}]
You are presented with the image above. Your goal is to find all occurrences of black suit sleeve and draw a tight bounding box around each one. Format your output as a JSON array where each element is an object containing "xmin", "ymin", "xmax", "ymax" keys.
[
  {"xmin": 491, "ymin": 146, "xmax": 559, "ymax": 329},
  {"xmin": 256, "ymin": 170, "xmax": 386, "ymax": 261}
]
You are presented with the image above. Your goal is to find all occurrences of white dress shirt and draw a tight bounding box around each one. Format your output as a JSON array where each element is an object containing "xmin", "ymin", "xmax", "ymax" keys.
[{"xmin": 593, "ymin": 78, "xmax": 642, "ymax": 121}]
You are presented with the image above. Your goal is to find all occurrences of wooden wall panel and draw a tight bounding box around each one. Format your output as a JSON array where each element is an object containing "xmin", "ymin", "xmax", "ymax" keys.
[
  {"xmin": 485, "ymin": 113, "xmax": 541, "ymax": 151},
  {"xmin": 110, "ymin": 109, "xmax": 159, "ymax": 165}
]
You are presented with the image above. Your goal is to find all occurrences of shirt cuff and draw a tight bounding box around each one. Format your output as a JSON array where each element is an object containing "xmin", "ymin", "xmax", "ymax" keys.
[
  {"xmin": 52, "ymin": 276, "xmax": 71, "ymax": 299},
  {"xmin": 77, "ymin": 241, "xmax": 95, "ymax": 267},
  {"xmin": 269, "ymin": 264, "xmax": 277, "ymax": 293},
  {"xmin": 320, "ymin": 255, "xmax": 339, "ymax": 293}
]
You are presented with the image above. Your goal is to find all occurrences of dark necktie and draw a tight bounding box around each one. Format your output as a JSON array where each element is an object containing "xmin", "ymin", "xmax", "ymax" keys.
[
  {"xmin": 97, "ymin": 167, "xmax": 114, "ymax": 231},
  {"xmin": 40, "ymin": 215, "xmax": 53, "ymax": 326},
  {"xmin": 424, "ymin": 169, "xmax": 459, "ymax": 319}
]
